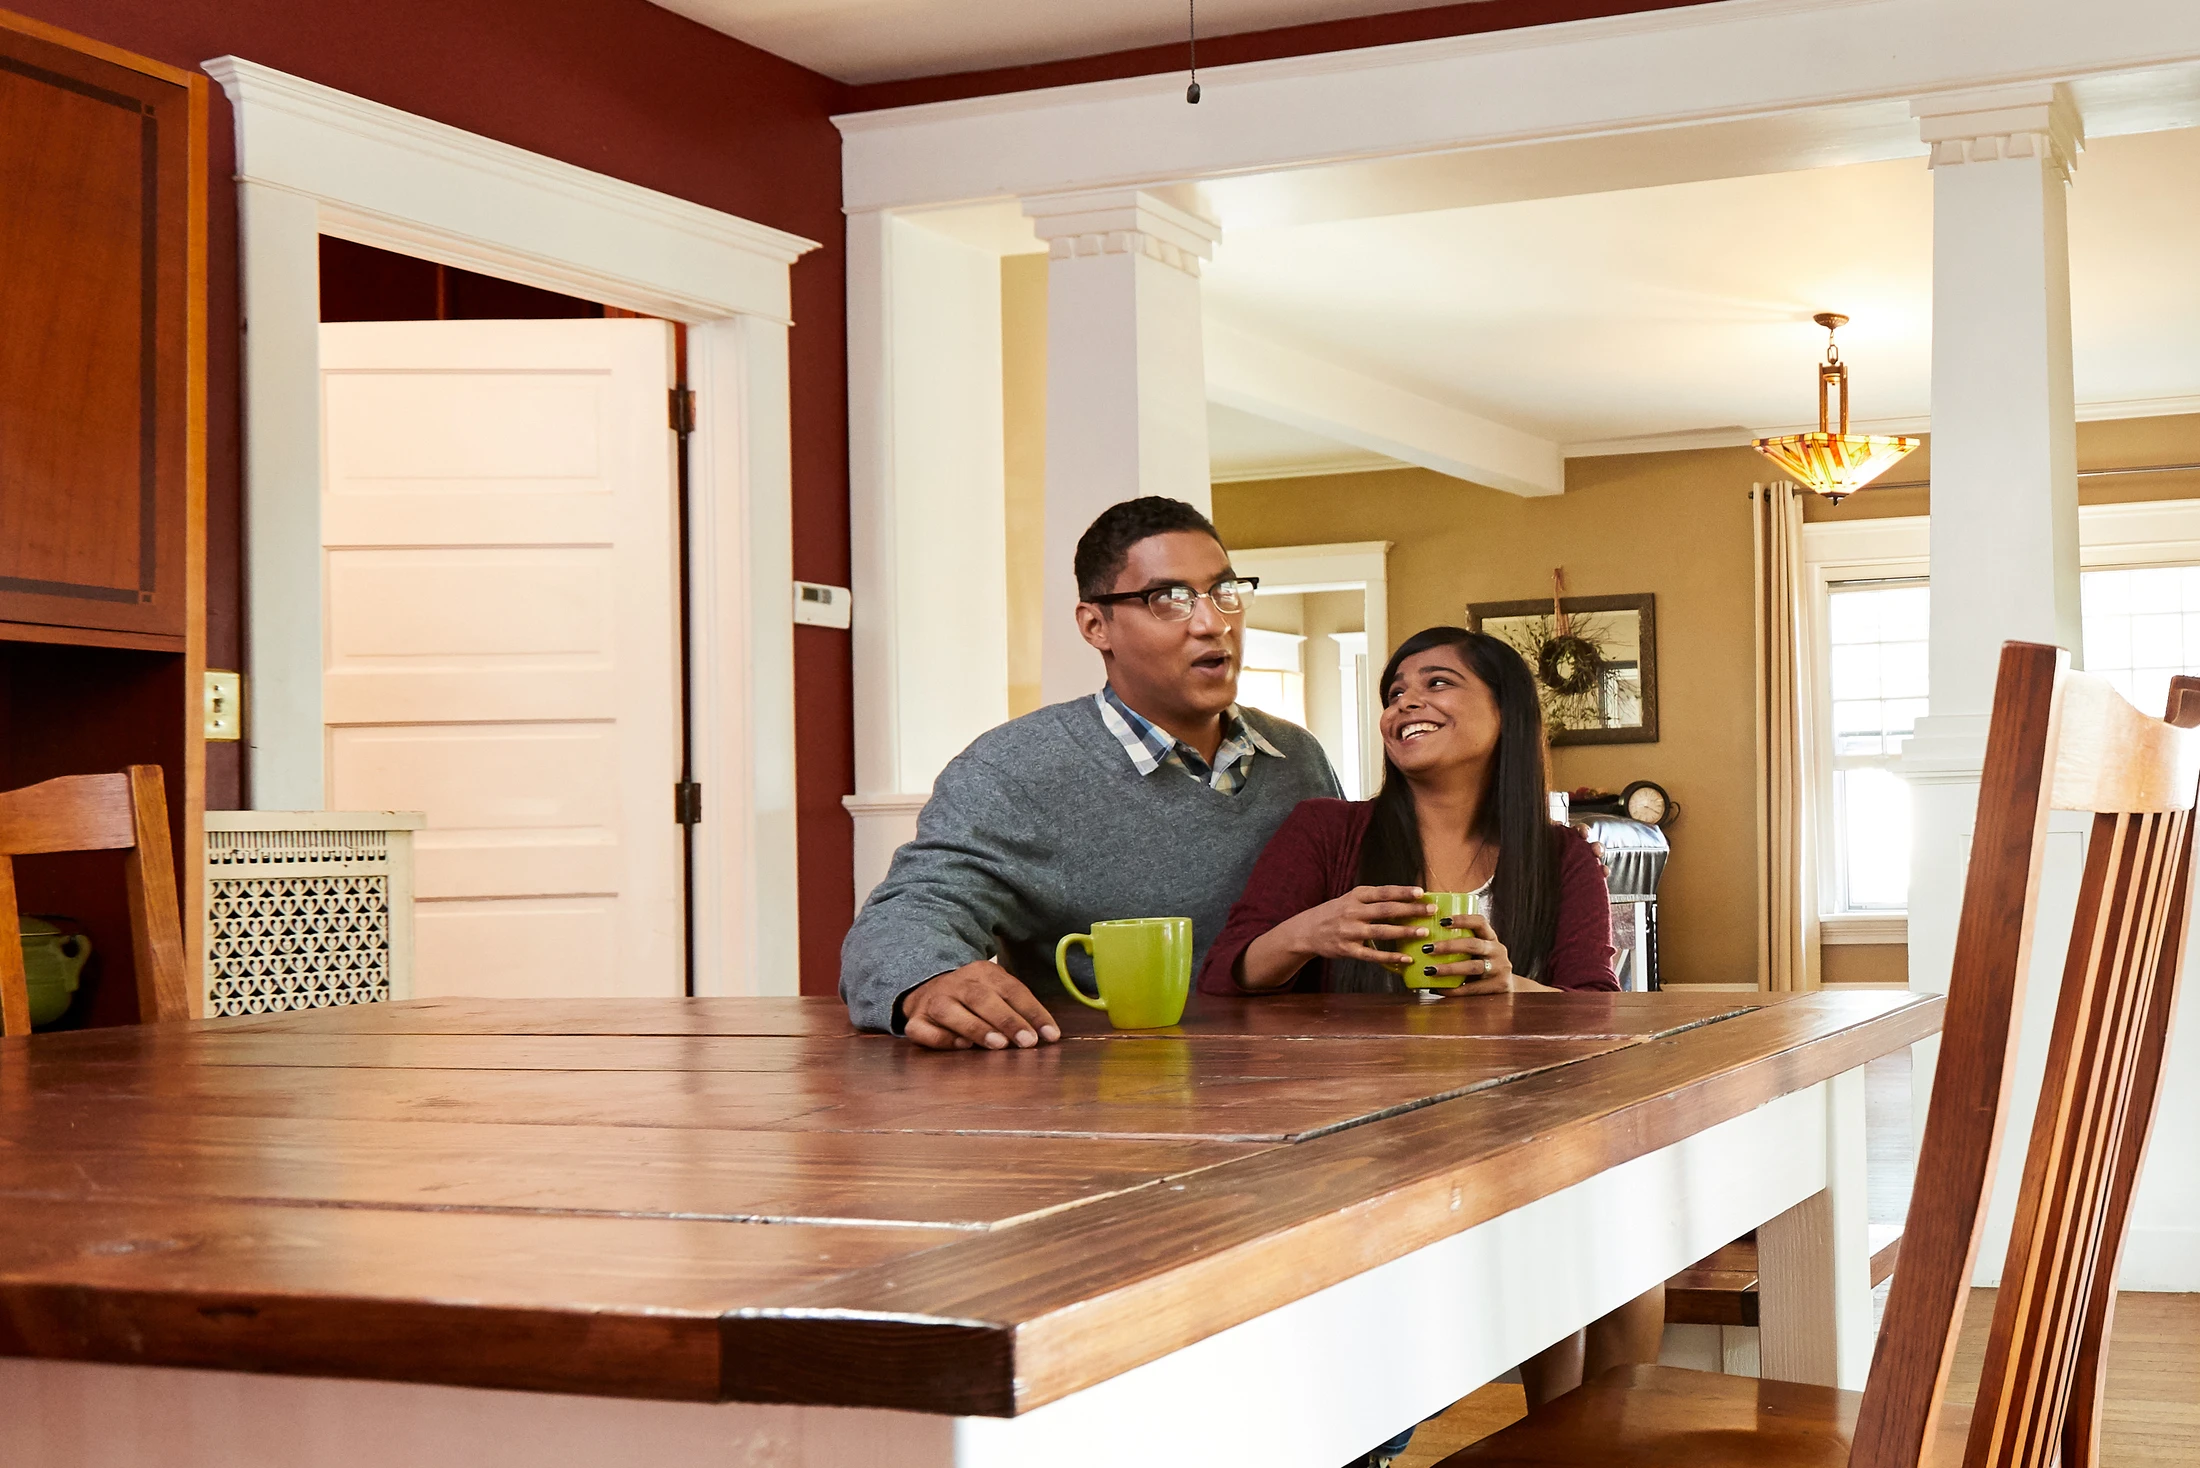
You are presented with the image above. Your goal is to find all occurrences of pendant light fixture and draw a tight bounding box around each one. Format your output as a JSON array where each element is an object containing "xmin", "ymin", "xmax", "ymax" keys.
[{"xmin": 1751, "ymin": 313, "xmax": 1918, "ymax": 504}]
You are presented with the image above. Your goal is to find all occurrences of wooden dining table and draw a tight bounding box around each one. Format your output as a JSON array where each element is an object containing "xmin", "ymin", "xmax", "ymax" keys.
[{"xmin": 0, "ymin": 988, "xmax": 1938, "ymax": 1468}]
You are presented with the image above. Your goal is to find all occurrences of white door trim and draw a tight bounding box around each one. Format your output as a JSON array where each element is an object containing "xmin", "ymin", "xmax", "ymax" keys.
[
  {"xmin": 206, "ymin": 57, "xmax": 819, "ymax": 996},
  {"xmin": 1231, "ymin": 542, "xmax": 1391, "ymax": 797}
]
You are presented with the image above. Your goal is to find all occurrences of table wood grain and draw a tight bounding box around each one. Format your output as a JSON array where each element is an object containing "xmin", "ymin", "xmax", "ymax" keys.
[{"xmin": 0, "ymin": 990, "xmax": 1939, "ymax": 1415}]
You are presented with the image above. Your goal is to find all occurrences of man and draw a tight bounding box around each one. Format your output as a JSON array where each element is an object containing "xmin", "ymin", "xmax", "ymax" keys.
[{"xmin": 841, "ymin": 496, "xmax": 1342, "ymax": 1049}]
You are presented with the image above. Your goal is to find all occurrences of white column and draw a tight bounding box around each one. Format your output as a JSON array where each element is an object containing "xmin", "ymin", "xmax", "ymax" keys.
[
  {"xmin": 236, "ymin": 181, "xmax": 326, "ymax": 810},
  {"xmin": 1024, "ymin": 192, "xmax": 1220, "ymax": 704},
  {"xmin": 685, "ymin": 317, "xmax": 800, "ymax": 994},
  {"xmin": 843, "ymin": 210, "xmax": 1010, "ymax": 905},
  {"xmin": 1902, "ymin": 86, "xmax": 2086, "ymax": 1263}
]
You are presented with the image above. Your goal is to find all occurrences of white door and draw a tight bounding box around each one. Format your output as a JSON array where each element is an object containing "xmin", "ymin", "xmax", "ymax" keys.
[{"xmin": 320, "ymin": 319, "xmax": 683, "ymax": 999}]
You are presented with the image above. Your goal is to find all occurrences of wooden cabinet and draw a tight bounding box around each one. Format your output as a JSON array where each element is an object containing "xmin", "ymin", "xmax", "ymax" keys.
[
  {"xmin": 1, "ymin": 12, "xmax": 203, "ymax": 647},
  {"xmin": 0, "ymin": 12, "xmax": 206, "ymax": 1024}
]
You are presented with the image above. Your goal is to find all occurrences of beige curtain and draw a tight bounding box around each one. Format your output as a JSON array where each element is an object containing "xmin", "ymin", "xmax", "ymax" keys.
[{"xmin": 1752, "ymin": 481, "xmax": 1821, "ymax": 992}]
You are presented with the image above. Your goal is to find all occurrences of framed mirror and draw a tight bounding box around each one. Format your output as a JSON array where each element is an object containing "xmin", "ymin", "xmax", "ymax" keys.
[{"xmin": 1465, "ymin": 593, "xmax": 1658, "ymax": 745}]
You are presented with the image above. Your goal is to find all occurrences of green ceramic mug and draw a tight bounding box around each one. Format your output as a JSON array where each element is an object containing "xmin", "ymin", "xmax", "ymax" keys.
[
  {"xmin": 1055, "ymin": 916, "xmax": 1194, "ymax": 1030},
  {"xmin": 1388, "ymin": 891, "xmax": 1485, "ymax": 990}
]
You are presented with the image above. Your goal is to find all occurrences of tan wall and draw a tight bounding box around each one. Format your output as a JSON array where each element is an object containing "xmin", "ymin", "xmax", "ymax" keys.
[
  {"xmin": 1215, "ymin": 448, "xmax": 1767, "ymax": 987},
  {"xmin": 1822, "ymin": 944, "xmax": 1910, "ymax": 985},
  {"xmin": 1799, "ymin": 413, "xmax": 2200, "ymax": 523}
]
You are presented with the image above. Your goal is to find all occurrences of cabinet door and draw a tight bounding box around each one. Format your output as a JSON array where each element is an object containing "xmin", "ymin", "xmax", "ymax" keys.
[{"xmin": 0, "ymin": 19, "xmax": 201, "ymax": 643}]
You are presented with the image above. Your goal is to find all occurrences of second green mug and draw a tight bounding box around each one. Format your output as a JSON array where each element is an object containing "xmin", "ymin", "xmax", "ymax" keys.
[
  {"xmin": 1387, "ymin": 891, "xmax": 1485, "ymax": 990},
  {"xmin": 1055, "ymin": 916, "xmax": 1193, "ymax": 1030}
]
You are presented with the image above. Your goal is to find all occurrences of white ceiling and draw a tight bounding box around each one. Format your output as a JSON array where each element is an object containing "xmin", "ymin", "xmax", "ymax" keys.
[
  {"xmin": 1202, "ymin": 125, "xmax": 2200, "ymax": 477},
  {"xmin": 651, "ymin": 0, "xmax": 1465, "ymax": 85},
  {"xmin": 1208, "ymin": 402, "xmax": 1394, "ymax": 481}
]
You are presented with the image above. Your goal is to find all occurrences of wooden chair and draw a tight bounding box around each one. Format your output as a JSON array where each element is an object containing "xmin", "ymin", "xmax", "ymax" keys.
[
  {"xmin": 1435, "ymin": 644, "xmax": 2199, "ymax": 1468},
  {"xmin": 1665, "ymin": 1225, "xmax": 1904, "ymax": 1331},
  {"xmin": 0, "ymin": 765, "xmax": 190, "ymax": 1037}
]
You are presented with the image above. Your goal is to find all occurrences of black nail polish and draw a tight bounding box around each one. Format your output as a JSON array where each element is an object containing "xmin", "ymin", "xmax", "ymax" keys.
[{"xmin": 1421, "ymin": 944, "xmax": 1434, "ymax": 954}]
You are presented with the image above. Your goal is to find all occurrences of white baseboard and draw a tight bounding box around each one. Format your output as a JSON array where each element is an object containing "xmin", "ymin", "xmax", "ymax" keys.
[
  {"xmin": 2117, "ymin": 1226, "xmax": 2200, "ymax": 1292},
  {"xmin": 1978, "ymin": 1226, "xmax": 2200, "ymax": 1292}
]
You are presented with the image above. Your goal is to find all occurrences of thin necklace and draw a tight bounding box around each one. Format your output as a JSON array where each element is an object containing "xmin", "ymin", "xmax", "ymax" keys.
[{"xmin": 1431, "ymin": 836, "xmax": 1489, "ymax": 892}]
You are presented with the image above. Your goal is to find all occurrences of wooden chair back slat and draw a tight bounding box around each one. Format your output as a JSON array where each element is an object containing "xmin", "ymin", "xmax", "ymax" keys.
[
  {"xmin": 1967, "ymin": 807, "xmax": 2186, "ymax": 1468},
  {"xmin": 2059, "ymin": 675, "xmax": 2200, "ymax": 1468},
  {"xmin": 1850, "ymin": 644, "xmax": 2200, "ymax": 1468},
  {"xmin": 0, "ymin": 765, "xmax": 189, "ymax": 1037},
  {"xmin": 0, "ymin": 772, "xmax": 134, "ymax": 854}
]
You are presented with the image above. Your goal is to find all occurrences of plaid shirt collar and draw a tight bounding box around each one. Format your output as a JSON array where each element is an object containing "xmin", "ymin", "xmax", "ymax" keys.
[{"xmin": 1094, "ymin": 685, "xmax": 1283, "ymax": 795}]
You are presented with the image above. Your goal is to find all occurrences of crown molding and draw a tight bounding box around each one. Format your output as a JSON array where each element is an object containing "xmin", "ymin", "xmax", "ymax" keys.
[
  {"xmin": 204, "ymin": 56, "xmax": 818, "ymax": 322},
  {"xmin": 1211, "ymin": 452, "xmax": 1403, "ymax": 484}
]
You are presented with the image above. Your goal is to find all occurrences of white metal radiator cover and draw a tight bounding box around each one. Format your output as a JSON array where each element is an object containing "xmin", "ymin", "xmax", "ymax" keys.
[{"xmin": 202, "ymin": 811, "xmax": 424, "ymax": 1017}]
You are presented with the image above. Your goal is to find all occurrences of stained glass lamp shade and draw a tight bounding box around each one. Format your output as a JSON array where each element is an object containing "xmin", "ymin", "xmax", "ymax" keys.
[{"xmin": 1752, "ymin": 314, "xmax": 1917, "ymax": 504}]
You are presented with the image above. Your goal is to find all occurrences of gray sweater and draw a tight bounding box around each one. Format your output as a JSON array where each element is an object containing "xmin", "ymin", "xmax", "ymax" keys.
[{"xmin": 840, "ymin": 696, "xmax": 1342, "ymax": 1032}]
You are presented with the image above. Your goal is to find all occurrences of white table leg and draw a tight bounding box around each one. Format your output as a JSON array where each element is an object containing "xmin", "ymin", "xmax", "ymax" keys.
[{"xmin": 1758, "ymin": 1065, "xmax": 1873, "ymax": 1388}]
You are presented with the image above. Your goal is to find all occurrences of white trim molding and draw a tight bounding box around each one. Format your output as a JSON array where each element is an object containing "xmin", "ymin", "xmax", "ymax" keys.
[
  {"xmin": 843, "ymin": 792, "xmax": 932, "ymax": 910},
  {"xmin": 1819, "ymin": 914, "xmax": 1909, "ymax": 945},
  {"xmin": 206, "ymin": 57, "xmax": 818, "ymax": 997},
  {"xmin": 208, "ymin": 58, "xmax": 813, "ymax": 323},
  {"xmin": 834, "ymin": 0, "xmax": 2200, "ymax": 221}
]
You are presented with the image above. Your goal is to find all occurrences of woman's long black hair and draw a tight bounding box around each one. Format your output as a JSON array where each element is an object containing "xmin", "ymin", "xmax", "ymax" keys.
[{"xmin": 1348, "ymin": 627, "xmax": 1562, "ymax": 987}]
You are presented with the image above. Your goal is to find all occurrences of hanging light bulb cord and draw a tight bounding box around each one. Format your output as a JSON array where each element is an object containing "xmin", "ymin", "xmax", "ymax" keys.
[{"xmin": 1186, "ymin": 0, "xmax": 1201, "ymax": 104}]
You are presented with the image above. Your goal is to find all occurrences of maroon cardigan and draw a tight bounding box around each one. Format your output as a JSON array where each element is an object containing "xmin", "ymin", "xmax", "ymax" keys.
[{"xmin": 1198, "ymin": 798, "xmax": 1620, "ymax": 995}]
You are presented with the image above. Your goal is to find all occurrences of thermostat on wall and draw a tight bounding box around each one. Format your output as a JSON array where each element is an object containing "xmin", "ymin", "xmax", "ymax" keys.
[{"xmin": 793, "ymin": 581, "xmax": 852, "ymax": 630}]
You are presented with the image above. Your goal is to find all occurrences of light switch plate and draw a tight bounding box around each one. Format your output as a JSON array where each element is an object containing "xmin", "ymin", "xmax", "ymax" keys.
[
  {"xmin": 792, "ymin": 581, "xmax": 852, "ymax": 630},
  {"xmin": 204, "ymin": 670, "xmax": 244, "ymax": 741}
]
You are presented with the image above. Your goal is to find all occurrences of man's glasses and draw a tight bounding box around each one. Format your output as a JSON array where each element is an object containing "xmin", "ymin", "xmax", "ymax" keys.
[{"xmin": 1087, "ymin": 577, "xmax": 1260, "ymax": 622}]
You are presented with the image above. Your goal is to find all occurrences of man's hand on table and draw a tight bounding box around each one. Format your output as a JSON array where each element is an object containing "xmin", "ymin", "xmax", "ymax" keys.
[{"xmin": 900, "ymin": 962, "xmax": 1062, "ymax": 1051}]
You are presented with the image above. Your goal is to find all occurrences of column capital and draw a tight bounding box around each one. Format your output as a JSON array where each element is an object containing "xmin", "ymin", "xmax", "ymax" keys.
[
  {"xmin": 1911, "ymin": 83, "xmax": 2083, "ymax": 180},
  {"xmin": 1023, "ymin": 189, "xmax": 1220, "ymax": 277}
]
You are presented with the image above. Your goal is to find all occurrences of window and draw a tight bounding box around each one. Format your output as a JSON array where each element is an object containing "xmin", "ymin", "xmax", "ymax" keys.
[
  {"xmin": 1806, "ymin": 503, "xmax": 2200, "ymax": 936},
  {"xmin": 2079, "ymin": 565, "xmax": 2200, "ymax": 716},
  {"xmin": 1825, "ymin": 581, "xmax": 1930, "ymax": 913},
  {"xmin": 1236, "ymin": 628, "xmax": 1307, "ymax": 729}
]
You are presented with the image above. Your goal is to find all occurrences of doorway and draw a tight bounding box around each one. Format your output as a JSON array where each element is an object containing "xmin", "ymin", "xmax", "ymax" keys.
[
  {"xmin": 1231, "ymin": 542, "xmax": 1392, "ymax": 798},
  {"xmin": 317, "ymin": 244, "xmax": 686, "ymax": 999}
]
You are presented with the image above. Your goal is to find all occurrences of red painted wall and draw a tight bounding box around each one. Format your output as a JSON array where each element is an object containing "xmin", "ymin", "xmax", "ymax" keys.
[
  {"xmin": 845, "ymin": 0, "xmax": 1720, "ymax": 109},
  {"xmin": 14, "ymin": 0, "xmax": 857, "ymax": 995}
]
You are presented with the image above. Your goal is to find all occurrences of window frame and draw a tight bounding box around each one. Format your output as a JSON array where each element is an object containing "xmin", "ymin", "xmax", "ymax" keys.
[
  {"xmin": 1799, "ymin": 496, "xmax": 2200, "ymax": 944},
  {"xmin": 1801, "ymin": 516, "xmax": 1930, "ymax": 944}
]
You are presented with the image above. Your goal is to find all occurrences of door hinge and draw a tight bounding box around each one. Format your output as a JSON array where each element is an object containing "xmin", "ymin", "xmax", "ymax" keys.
[
  {"xmin": 674, "ymin": 781, "xmax": 703, "ymax": 825},
  {"xmin": 669, "ymin": 387, "xmax": 696, "ymax": 436}
]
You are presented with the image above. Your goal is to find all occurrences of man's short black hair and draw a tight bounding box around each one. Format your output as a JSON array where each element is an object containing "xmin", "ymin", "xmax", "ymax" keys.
[{"xmin": 1074, "ymin": 496, "xmax": 1224, "ymax": 601}]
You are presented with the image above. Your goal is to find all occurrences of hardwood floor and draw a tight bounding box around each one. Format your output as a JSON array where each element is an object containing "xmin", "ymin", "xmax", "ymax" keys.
[
  {"xmin": 1392, "ymin": 1049, "xmax": 2200, "ymax": 1467},
  {"xmin": 1393, "ymin": 1292, "xmax": 2200, "ymax": 1467}
]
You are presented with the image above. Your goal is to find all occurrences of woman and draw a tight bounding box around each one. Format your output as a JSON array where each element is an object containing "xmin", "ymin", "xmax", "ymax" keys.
[
  {"xmin": 1200, "ymin": 627, "xmax": 1659, "ymax": 1448},
  {"xmin": 1200, "ymin": 625, "xmax": 1616, "ymax": 998}
]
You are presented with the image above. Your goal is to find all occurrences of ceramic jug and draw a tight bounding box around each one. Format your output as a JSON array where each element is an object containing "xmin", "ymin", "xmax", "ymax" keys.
[{"xmin": 20, "ymin": 916, "xmax": 90, "ymax": 1028}]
